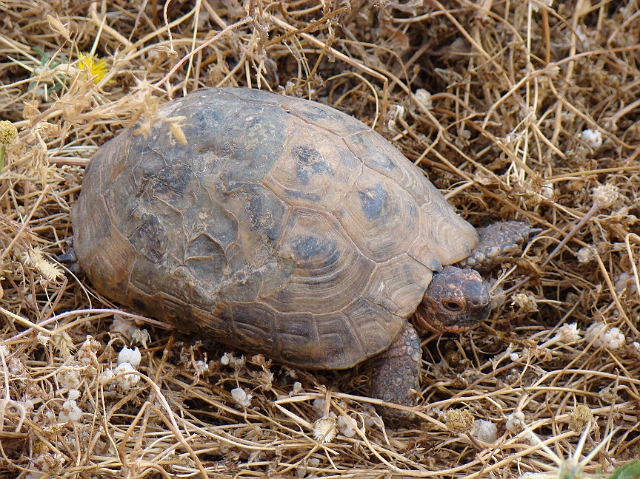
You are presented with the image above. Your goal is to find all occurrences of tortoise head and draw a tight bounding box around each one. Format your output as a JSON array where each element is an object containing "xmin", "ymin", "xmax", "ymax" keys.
[{"xmin": 413, "ymin": 266, "xmax": 491, "ymax": 334}]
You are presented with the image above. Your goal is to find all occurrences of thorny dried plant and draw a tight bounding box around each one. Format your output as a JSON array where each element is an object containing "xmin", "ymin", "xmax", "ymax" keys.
[{"xmin": 1, "ymin": 0, "xmax": 639, "ymax": 478}]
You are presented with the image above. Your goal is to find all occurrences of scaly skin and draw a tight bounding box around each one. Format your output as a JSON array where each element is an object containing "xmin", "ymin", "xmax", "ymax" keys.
[
  {"xmin": 414, "ymin": 266, "xmax": 491, "ymax": 334},
  {"xmin": 369, "ymin": 322, "xmax": 422, "ymax": 425},
  {"xmin": 457, "ymin": 221, "xmax": 533, "ymax": 270},
  {"xmin": 369, "ymin": 268, "xmax": 489, "ymax": 425},
  {"xmin": 369, "ymin": 220, "xmax": 534, "ymax": 425}
]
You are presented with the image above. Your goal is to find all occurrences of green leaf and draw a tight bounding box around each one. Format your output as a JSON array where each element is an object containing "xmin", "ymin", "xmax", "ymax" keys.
[{"xmin": 609, "ymin": 461, "xmax": 640, "ymax": 479}]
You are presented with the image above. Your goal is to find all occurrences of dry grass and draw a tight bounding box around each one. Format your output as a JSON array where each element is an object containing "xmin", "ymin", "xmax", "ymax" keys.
[{"xmin": 1, "ymin": 0, "xmax": 640, "ymax": 477}]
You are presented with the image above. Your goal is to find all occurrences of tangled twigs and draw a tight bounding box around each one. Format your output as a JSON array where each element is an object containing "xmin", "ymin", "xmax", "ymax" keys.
[
  {"xmin": 540, "ymin": 184, "xmax": 619, "ymax": 270},
  {"xmin": 155, "ymin": 16, "xmax": 253, "ymax": 89},
  {"xmin": 0, "ymin": 346, "xmax": 26, "ymax": 435}
]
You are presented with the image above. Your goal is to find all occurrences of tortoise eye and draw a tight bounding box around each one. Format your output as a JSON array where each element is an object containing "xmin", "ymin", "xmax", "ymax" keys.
[{"xmin": 444, "ymin": 301, "xmax": 462, "ymax": 312}]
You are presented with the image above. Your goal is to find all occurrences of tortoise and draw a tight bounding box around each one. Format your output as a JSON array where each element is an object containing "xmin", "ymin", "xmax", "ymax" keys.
[{"xmin": 71, "ymin": 88, "xmax": 531, "ymax": 423}]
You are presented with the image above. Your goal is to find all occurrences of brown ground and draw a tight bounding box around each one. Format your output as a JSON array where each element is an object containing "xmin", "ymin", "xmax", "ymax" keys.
[{"xmin": 1, "ymin": 1, "xmax": 639, "ymax": 478}]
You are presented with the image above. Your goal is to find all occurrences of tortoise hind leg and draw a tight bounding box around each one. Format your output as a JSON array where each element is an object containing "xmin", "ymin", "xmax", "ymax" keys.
[
  {"xmin": 57, "ymin": 246, "xmax": 83, "ymax": 276},
  {"xmin": 369, "ymin": 322, "xmax": 421, "ymax": 426}
]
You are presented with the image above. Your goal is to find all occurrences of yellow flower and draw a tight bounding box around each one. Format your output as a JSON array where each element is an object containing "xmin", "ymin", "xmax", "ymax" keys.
[{"xmin": 77, "ymin": 53, "xmax": 109, "ymax": 84}]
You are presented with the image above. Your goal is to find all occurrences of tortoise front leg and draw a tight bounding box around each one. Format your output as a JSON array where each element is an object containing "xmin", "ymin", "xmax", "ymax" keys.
[
  {"xmin": 457, "ymin": 220, "xmax": 536, "ymax": 270},
  {"xmin": 369, "ymin": 322, "xmax": 421, "ymax": 425}
]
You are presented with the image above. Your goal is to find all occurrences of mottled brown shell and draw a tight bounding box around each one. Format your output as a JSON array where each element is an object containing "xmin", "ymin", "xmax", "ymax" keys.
[{"xmin": 72, "ymin": 88, "xmax": 478, "ymax": 369}]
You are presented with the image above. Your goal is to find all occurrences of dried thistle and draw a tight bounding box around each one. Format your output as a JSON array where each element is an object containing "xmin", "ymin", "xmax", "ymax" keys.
[
  {"xmin": 521, "ymin": 423, "xmax": 617, "ymax": 479},
  {"xmin": 0, "ymin": 120, "xmax": 18, "ymax": 171},
  {"xmin": 569, "ymin": 406, "xmax": 595, "ymax": 434},
  {"xmin": 19, "ymin": 247, "xmax": 64, "ymax": 283},
  {"xmin": 313, "ymin": 417, "xmax": 337, "ymax": 443},
  {"xmin": 446, "ymin": 409, "xmax": 474, "ymax": 434}
]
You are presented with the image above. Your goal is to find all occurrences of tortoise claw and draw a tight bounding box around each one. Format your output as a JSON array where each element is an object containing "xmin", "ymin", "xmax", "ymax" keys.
[
  {"xmin": 57, "ymin": 247, "xmax": 83, "ymax": 276},
  {"xmin": 57, "ymin": 250, "xmax": 77, "ymax": 263}
]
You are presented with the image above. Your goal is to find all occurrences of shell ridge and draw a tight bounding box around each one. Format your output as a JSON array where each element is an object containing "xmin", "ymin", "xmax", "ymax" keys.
[
  {"xmin": 359, "ymin": 265, "xmax": 399, "ymax": 316},
  {"xmin": 150, "ymin": 194, "xmax": 187, "ymax": 217},
  {"xmin": 323, "ymin": 206, "xmax": 372, "ymax": 271},
  {"xmin": 311, "ymin": 312, "xmax": 325, "ymax": 367},
  {"xmin": 279, "ymin": 101, "xmax": 358, "ymax": 138},
  {"xmin": 341, "ymin": 297, "xmax": 405, "ymax": 361},
  {"xmin": 328, "ymin": 137, "xmax": 365, "ymax": 206},
  {"xmin": 273, "ymin": 205, "xmax": 296, "ymax": 258},
  {"xmin": 344, "ymin": 311, "xmax": 369, "ymax": 361}
]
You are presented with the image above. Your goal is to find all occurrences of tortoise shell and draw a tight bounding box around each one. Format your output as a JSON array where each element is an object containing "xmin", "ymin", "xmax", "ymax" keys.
[{"xmin": 72, "ymin": 88, "xmax": 478, "ymax": 369}]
